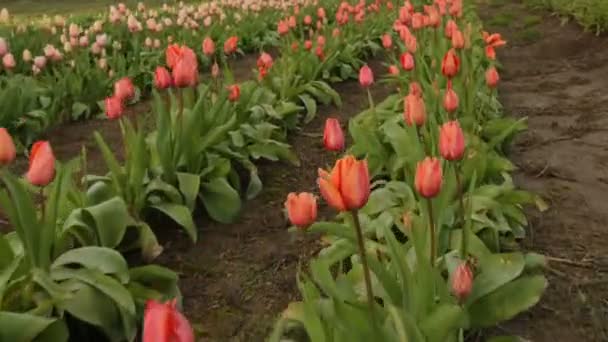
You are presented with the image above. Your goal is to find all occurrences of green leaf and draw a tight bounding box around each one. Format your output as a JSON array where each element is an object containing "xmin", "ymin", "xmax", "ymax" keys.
[
  {"xmin": 419, "ymin": 304, "xmax": 465, "ymax": 342},
  {"xmin": 467, "ymin": 253, "xmax": 525, "ymax": 304},
  {"xmin": 468, "ymin": 275, "xmax": 547, "ymax": 328},
  {"xmin": 200, "ymin": 178, "xmax": 241, "ymax": 224},
  {"xmin": 246, "ymin": 171, "xmax": 263, "ymax": 200},
  {"xmin": 149, "ymin": 203, "xmax": 197, "ymax": 242},
  {"xmin": 0, "ymin": 312, "xmax": 62, "ymax": 342},
  {"xmin": 299, "ymin": 94, "xmax": 317, "ymax": 123},
  {"xmin": 176, "ymin": 172, "xmax": 200, "ymax": 212},
  {"xmin": 51, "ymin": 247, "xmax": 129, "ymax": 283},
  {"xmin": 84, "ymin": 197, "xmax": 130, "ymax": 248}
]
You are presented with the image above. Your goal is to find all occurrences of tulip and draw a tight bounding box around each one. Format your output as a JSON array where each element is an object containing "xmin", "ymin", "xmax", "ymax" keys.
[
  {"xmin": 439, "ymin": 121, "xmax": 465, "ymax": 161},
  {"xmin": 404, "ymin": 93, "xmax": 426, "ymax": 126},
  {"xmin": 317, "ymin": 7, "xmax": 326, "ymax": 19},
  {"xmin": 452, "ymin": 30, "xmax": 465, "ymax": 49},
  {"xmin": 165, "ymin": 44, "xmax": 182, "ymax": 69},
  {"xmin": 323, "ymin": 118, "xmax": 345, "ymax": 151},
  {"xmin": 317, "ymin": 155, "xmax": 370, "ymax": 211},
  {"xmin": 0, "ymin": 8, "xmax": 9, "ymax": 24},
  {"xmin": 409, "ymin": 82, "xmax": 422, "ymax": 97},
  {"xmin": 143, "ymin": 299, "xmax": 194, "ymax": 342},
  {"xmin": 223, "ymin": 36, "xmax": 238, "ymax": 54},
  {"xmin": 25, "ymin": 141, "xmax": 55, "ymax": 186},
  {"xmin": 114, "ymin": 77, "xmax": 135, "ymax": 102},
  {"xmin": 211, "ymin": 62, "xmax": 220, "ymax": 79},
  {"xmin": 284, "ymin": 192, "xmax": 317, "ymax": 228},
  {"xmin": 277, "ymin": 20, "xmax": 289, "ymax": 35},
  {"xmin": 154, "ymin": 66, "xmax": 172, "ymax": 89},
  {"xmin": 358, "ymin": 65, "xmax": 373, "ymax": 88},
  {"xmin": 303, "ymin": 15, "xmax": 312, "ymax": 25},
  {"xmin": 388, "ymin": 65, "xmax": 399, "ymax": 75},
  {"xmin": 381, "ymin": 33, "xmax": 392, "ymax": 49},
  {"xmin": 291, "ymin": 42, "xmax": 299, "ymax": 52},
  {"xmin": 288, "ymin": 15, "xmax": 296, "ymax": 28},
  {"xmin": 202, "ymin": 37, "xmax": 215, "ymax": 56},
  {"xmin": 483, "ymin": 31, "xmax": 507, "ymax": 48},
  {"xmin": 445, "ymin": 19, "xmax": 457, "ymax": 39},
  {"xmin": 485, "ymin": 45, "xmax": 495, "ymax": 60},
  {"xmin": 405, "ymin": 33, "xmax": 417, "ymax": 53},
  {"xmin": 317, "ymin": 35, "xmax": 326, "ymax": 47},
  {"xmin": 441, "ymin": 48, "xmax": 460, "ymax": 78},
  {"xmin": 2, "ymin": 53, "xmax": 15, "ymax": 69},
  {"xmin": 304, "ymin": 40, "xmax": 312, "ymax": 51},
  {"xmin": 227, "ymin": 84, "xmax": 240, "ymax": 102},
  {"xmin": 443, "ymin": 81, "xmax": 459, "ymax": 113},
  {"xmin": 415, "ymin": 157, "xmax": 442, "ymax": 198},
  {"xmin": 105, "ymin": 96, "xmax": 124, "ymax": 119},
  {"xmin": 452, "ymin": 262, "xmax": 473, "ymax": 302},
  {"xmin": 0, "ymin": 128, "xmax": 16, "ymax": 165},
  {"xmin": 173, "ymin": 55, "xmax": 198, "ymax": 87},
  {"xmin": 400, "ymin": 52, "xmax": 415, "ymax": 71},
  {"xmin": 0, "ymin": 37, "xmax": 7, "ymax": 56},
  {"xmin": 332, "ymin": 28, "xmax": 340, "ymax": 37},
  {"xmin": 257, "ymin": 52, "xmax": 273, "ymax": 70},
  {"xmin": 34, "ymin": 56, "xmax": 47, "ymax": 69},
  {"xmin": 485, "ymin": 66, "xmax": 500, "ymax": 88},
  {"xmin": 23, "ymin": 49, "xmax": 32, "ymax": 63}
]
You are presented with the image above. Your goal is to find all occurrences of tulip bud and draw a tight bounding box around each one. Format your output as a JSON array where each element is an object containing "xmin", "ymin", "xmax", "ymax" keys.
[
  {"xmin": 441, "ymin": 48, "xmax": 460, "ymax": 78},
  {"xmin": 227, "ymin": 84, "xmax": 240, "ymax": 102},
  {"xmin": 114, "ymin": 77, "xmax": 135, "ymax": 102},
  {"xmin": 105, "ymin": 96, "xmax": 124, "ymax": 119},
  {"xmin": 452, "ymin": 262, "xmax": 473, "ymax": 302},
  {"xmin": 0, "ymin": 128, "xmax": 16, "ymax": 165},
  {"xmin": 400, "ymin": 52, "xmax": 415, "ymax": 71},
  {"xmin": 223, "ymin": 36, "xmax": 238, "ymax": 54},
  {"xmin": 202, "ymin": 37, "xmax": 215, "ymax": 56},
  {"xmin": 445, "ymin": 19, "xmax": 457, "ymax": 39},
  {"xmin": 388, "ymin": 65, "xmax": 399, "ymax": 75},
  {"xmin": 25, "ymin": 141, "xmax": 55, "ymax": 186},
  {"xmin": 303, "ymin": 15, "xmax": 312, "ymax": 25},
  {"xmin": 277, "ymin": 20, "xmax": 289, "ymax": 36},
  {"xmin": 143, "ymin": 299, "xmax": 194, "ymax": 342},
  {"xmin": 439, "ymin": 121, "xmax": 465, "ymax": 161},
  {"xmin": 358, "ymin": 64, "xmax": 374, "ymax": 88},
  {"xmin": 381, "ymin": 33, "xmax": 392, "ymax": 49},
  {"xmin": 452, "ymin": 30, "xmax": 465, "ymax": 49},
  {"xmin": 443, "ymin": 81, "xmax": 459, "ymax": 113},
  {"xmin": 485, "ymin": 66, "xmax": 500, "ymax": 88},
  {"xmin": 485, "ymin": 45, "xmax": 496, "ymax": 60},
  {"xmin": 284, "ymin": 192, "xmax": 317, "ymax": 228},
  {"xmin": 415, "ymin": 157, "xmax": 442, "ymax": 198},
  {"xmin": 154, "ymin": 66, "xmax": 172, "ymax": 89},
  {"xmin": 323, "ymin": 118, "xmax": 345, "ymax": 151},
  {"xmin": 318, "ymin": 156, "xmax": 370, "ymax": 211},
  {"xmin": 2, "ymin": 53, "xmax": 15, "ymax": 69},
  {"xmin": 404, "ymin": 93, "xmax": 426, "ymax": 126},
  {"xmin": 304, "ymin": 40, "xmax": 312, "ymax": 51}
]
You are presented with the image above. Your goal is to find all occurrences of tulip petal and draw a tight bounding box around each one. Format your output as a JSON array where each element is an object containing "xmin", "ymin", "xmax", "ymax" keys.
[{"xmin": 317, "ymin": 177, "xmax": 346, "ymax": 211}]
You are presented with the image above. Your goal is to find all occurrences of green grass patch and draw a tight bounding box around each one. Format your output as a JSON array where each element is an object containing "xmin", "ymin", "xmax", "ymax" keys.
[
  {"xmin": 522, "ymin": 15, "xmax": 543, "ymax": 28},
  {"xmin": 488, "ymin": 12, "xmax": 516, "ymax": 26},
  {"xmin": 515, "ymin": 27, "xmax": 542, "ymax": 43}
]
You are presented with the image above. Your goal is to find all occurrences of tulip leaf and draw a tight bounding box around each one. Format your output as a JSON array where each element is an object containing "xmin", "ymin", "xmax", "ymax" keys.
[
  {"xmin": 419, "ymin": 304, "xmax": 465, "ymax": 342},
  {"xmin": 51, "ymin": 247, "xmax": 129, "ymax": 283},
  {"xmin": 82, "ymin": 196, "xmax": 130, "ymax": 248},
  {"xmin": 200, "ymin": 177, "xmax": 242, "ymax": 224},
  {"xmin": 176, "ymin": 172, "xmax": 201, "ymax": 212},
  {"xmin": 385, "ymin": 305, "xmax": 426, "ymax": 342},
  {"xmin": 468, "ymin": 275, "xmax": 547, "ymax": 328},
  {"xmin": 299, "ymin": 94, "xmax": 317, "ymax": 123},
  {"xmin": 0, "ymin": 312, "xmax": 65, "ymax": 342},
  {"xmin": 466, "ymin": 253, "xmax": 525, "ymax": 304},
  {"xmin": 149, "ymin": 203, "xmax": 197, "ymax": 242}
]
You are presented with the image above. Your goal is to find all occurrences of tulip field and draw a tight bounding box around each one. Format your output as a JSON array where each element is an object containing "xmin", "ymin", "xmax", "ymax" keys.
[{"xmin": 1, "ymin": 0, "xmax": 608, "ymax": 341}]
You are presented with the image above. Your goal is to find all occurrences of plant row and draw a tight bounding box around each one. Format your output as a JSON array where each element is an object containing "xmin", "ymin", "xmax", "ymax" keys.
[
  {"xmin": 0, "ymin": 0, "xmax": 395, "ymax": 340},
  {"xmin": 274, "ymin": 0, "xmax": 549, "ymax": 341},
  {"xmin": 523, "ymin": 0, "xmax": 608, "ymax": 34}
]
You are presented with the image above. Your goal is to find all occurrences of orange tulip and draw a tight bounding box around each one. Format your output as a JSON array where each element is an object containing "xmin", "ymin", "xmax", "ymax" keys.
[
  {"xmin": 25, "ymin": 141, "xmax": 55, "ymax": 186},
  {"xmin": 439, "ymin": 120, "xmax": 465, "ymax": 161},
  {"xmin": 323, "ymin": 118, "xmax": 345, "ymax": 151},
  {"xmin": 485, "ymin": 66, "xmax": 500, "ymax": 88},
  {"xmin": 358, "ymin": 64, "xmax": 374, "ymax": 88},
  {"xmin": 227, "ymin": 84, "xmax": 240, "ymax": 102},
  {"xmin": 415, "ymin": 157, "xmax": 442, "ymax": 198},
  {"xmin": 482, "ymin": 31, "xmax": 507, "ymax": 48},
  {"xmin": 452, "ymin": 262, "xmax": 473, "ymax": 302},
  {"xmin": 202, "ymin": 37, "xmax": 215, "ymax": 56},
  {"xmin": 404, "ymin": 93, "xmax": 426, "ymax": 126},
  {"xmin": 441, "ymin": 48, "xmax": 460, "ymax": 78},
  {"xmin": 0, "ymin": 128, "xmax": 16, "ymax": 165},
  {"xmin": 284, "ymin": 192, "xmax": 317, "ymax": 228},
  {"xmin": 443, "ymin": 81, "xmax": 459, "ymax": 113},
  {"xmin": 317, "ymin": 155, "xmax": 370, "ymax": 211},
  {"xmin": 400, "ymin": 52, "xmax": 415, "ymax": 71},
  {"xmin": 143, "ymin": 299, "xmax": 194, "ymax": 342},
  {"xmin": 223, "ymin": 36, "xmax": 238, "ymax": 55},
  {"xmin": 105, "ymin": 96, "xmax": 124, "ymax": 120}
]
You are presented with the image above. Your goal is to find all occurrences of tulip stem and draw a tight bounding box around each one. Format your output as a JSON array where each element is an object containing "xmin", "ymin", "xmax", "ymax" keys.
[
  {"xmin": 366, "ymin": 88, "xmax": 376, "ymax": 125},
  {"xmin": 455, "ymin": 163, "xmax": 467, "ymax": 259},
  {"xmin": 351, "ymin": 210, "xmax": 375, "ymax": 315},
  {"xmin": 427, "ymin": 198, "xmax": 436, "ymax": 267}
]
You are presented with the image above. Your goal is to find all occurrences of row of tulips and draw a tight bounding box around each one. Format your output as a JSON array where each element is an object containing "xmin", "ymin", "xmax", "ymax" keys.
[
  {"xmin": 0, "ymin": 0, "xmax": 397, "ymax": 340},
  {"xmin": 273, "ymin": 0, "xmax": 548, "ymax": 340}
]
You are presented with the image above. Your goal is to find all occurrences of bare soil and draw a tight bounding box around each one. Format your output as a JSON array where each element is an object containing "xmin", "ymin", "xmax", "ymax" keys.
[{"xmin": 480, "ymin": 1, "xmax": 608, "ymax": 341}]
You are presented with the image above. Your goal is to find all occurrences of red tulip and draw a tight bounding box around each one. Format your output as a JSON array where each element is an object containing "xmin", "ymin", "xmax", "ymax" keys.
[
  {"xmin": 223, "ymin": 36, "xmax": 238, "ymax": 54},
  {"xmin": 404, "ymin": 93, "xmax": 426, "ymax": 126},
  {"xmin": 304, "ymin": 40, "xmax": 312, "ymax": 50},
  {"xmin": 227, "ymin": 84, "xmax": 240, "ymax": 102},
  {"xmin": 315, "ymin": 46, "xmax": 324, "ymax": 60},
  {"xmin": 483, "ymin": 31, "xmax": 506, "ymax": 48},
  {"xmin": 154, "ymin": 66, "xmax": 172, "ymax": 89},
  {"xmin": 143, "ymin": 299, "xmax": 194, "ymax": 342},
  {"xmin": 485, "ymin": 45, "xmax": 496, "ymax": 60},
  {"xmin": 172, "ymin": 47, "xmax": 198, "ymax": 88},
  {"xmin": 443, "ymin": 81, "xmax": 459, "ymax": 113},
  {"xmin": 25, "ymin": 141, "xmax": 55, "ymax": 186},
  {"xmin": 288, "ymin": 15, "xmax": 297, "ymax": 28},
  {"xmin": 381, "ymin": 34, "xmax": 392, "ymax": 49},
  {"xmin": 0, "ymin": 128, "xmax": 16, "ymax": 165},
  {"xmin": 452, "ymin": 30, "xmax": 465, "ymax": 49},
  {"xmin": 405, "ymin": 33, "xmax": 417, "ymax": 53},
  {"xmin": 318, "ymin": 156, "xmax": 370, "ymax": 211},
  {"xmin": 452, "ymin": 262, "xmax": 473, "ymax": 302},
  {"xmin": 317, "ymin": 35, "xmax": 326, "ymax": 47},
  {"xmin": 277, "ymin": 20, "xmax": 289, "ymax": 36},
  {"xmin": 441, "ymin": 49, "xmax": 460, "ymax": 78},
  {"xmin": 439, "ymin": 120, "xmax": 465, "ymax": 161},
  {"xmin": 415, "ymin": 157, "xmax": 442, "ymax": 198},
  {"xmin": 284, "ymin": 192, "xmax": 317, "ymax": 228},
  {"xmin": 303, "ymin": 15, "xmax": 312, "ymax": 25},
  {"xmin": 202, "ymin": 37, "xmax": 215, "ymax": 56},
  {"xmin": 411, "ymin": 13, "xmax": 424, "ymax": 29},
  {"xmin": 257, "ymin": 52, "xmax": 273, "ymax": 70},
  {"xmin": 165, "ymin": 44, "xmax": 181, "ymax": 69},
  {"xmin": 485, "ymin": 66, "xmax": 500, "ymax": 88},
  {"xmin": 114, "ymin": 77, "xmax": 135, "ymax": 102},
  {"xmin": 409, "ymin": 82, "xmax": 422, "ymax": 97},
  {"xmin": 400, "ymin": 52, "xmax": 415, "ymax": 71},
  {"xmin": 388, "ymin": 65, "xmax": 399, "ymax": 75},
  {"xmin": 445, "ymin": 19, "xmax": 457, "ymax": 39},
  {"xmin": 323, "ymin": 118, "xmax": 345, "ymax": 151},
  {"xmin": 105, "ymin": 96, "xmax": 124, "ymax": 120},
  {"xmin": 317, "ymin": 7, "xmax": 326, "ymax": 19},
  {"xmin": 359, "ymin": 65, "xmax": 374, "ymax": 88}
]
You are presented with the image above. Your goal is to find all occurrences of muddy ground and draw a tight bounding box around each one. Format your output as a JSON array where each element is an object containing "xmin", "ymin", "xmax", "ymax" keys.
[{"xmin": 480, "ymin": 1, "xmax": 608, "ymax": 341}]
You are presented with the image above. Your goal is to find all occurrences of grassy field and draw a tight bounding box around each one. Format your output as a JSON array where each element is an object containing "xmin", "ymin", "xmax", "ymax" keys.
[
  {"xmin": 524, "ymin": 0, "xmax": 608, "ymax": 33},
  {"xmin": 3, "ymin": 0, "xmax": 185, "ymax": 16}
]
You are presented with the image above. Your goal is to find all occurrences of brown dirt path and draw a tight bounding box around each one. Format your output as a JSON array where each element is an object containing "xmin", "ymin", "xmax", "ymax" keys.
[{"xmin": 479, "ymin": 1, "xmax": 608, "ymax": 341}]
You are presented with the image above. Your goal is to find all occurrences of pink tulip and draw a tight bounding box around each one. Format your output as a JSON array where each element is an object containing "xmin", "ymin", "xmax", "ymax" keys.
[
  {"xmin": 143, "ymin": 299, "xmax": 194, "ymax": 342},
  {"xmin": 2, "ymin": 53, "xmax": 15, "ymax": 69},
  {"xmin": 358, "ymin": 65, "xmax": 374, "ymax": 88},
  {"xmin": 25, "ymin": 141, "xmax": 55, "ymax": 186},
  {"xmin": 323, "ymin": 118, "xmax": 345, "ymax": 151},
  {"xmin": 114, "ymin": 77, "xmax": 135, "ymax": 102},
  {"xmin": 0, "ymin": 128, "xmax": 16, "ymax": 165},
  {"xmin": 105, "ymin": 96, "xmax": 124, "ymax": 119}
]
